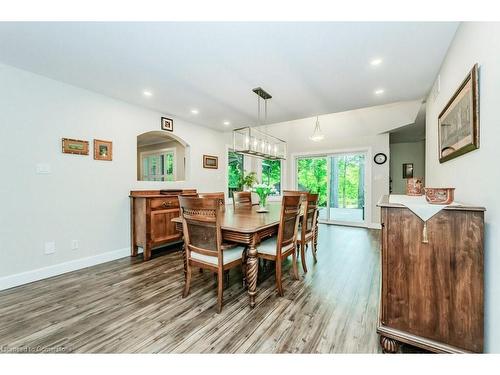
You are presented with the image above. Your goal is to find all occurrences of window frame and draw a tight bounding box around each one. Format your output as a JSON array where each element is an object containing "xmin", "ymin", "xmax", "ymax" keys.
[{"xmin": 139, "ymin": 147, "xmax": 177, "ymax": 181}]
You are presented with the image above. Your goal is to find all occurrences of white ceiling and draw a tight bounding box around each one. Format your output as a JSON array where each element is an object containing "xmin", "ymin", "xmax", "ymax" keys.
[
  {"xmin": 390, "ymin": 103, "xmax": 427, "ymax": 143},
  {"xmin": 0, "ymin": 22, "xmax": 458, "ymax": 130}
]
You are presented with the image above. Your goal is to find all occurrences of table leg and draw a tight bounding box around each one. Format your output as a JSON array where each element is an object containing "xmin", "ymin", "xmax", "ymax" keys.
[{"xmin": 246, "ymin": 242, "xmax": 258, "ymax": 308}]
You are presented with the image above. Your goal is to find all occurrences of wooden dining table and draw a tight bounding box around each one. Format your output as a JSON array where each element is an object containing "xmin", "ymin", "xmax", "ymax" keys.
[{"xmin": 172, "ymin": 202, "xmax": 318, "ymax": 307}]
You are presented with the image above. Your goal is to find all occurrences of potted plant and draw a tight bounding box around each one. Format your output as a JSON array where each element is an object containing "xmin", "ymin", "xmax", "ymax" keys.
[{"xmin": 252, "ymin": 183, "xmax": 278, "ymax": 212}]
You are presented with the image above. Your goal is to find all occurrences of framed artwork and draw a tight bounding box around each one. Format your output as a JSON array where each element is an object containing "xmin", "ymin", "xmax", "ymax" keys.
[
  {"xmin": 203, "ymin": 155, "xmax": 218, "ymax": 169},
  {"xmin": 438, "ymin": 64, "xmax": 479, "ymax": 163},
  {"xmin": 161, "ymin": 117, "xmax": 174, "ymax": 132},
  {"xmin": 94, "ymin": 139, "xmax": 113, "ymax": 161},
  {"xmin": 402, "ymin": 163, "xmax": 414, "ymax": 179},
  {"xmin": 62, "ymin": 138, "xmax": 89, "ymax": 155}
]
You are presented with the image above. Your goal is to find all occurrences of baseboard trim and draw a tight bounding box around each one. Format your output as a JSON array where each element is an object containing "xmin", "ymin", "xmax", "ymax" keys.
[{"xmin": 0, "ymin": 247, "xmax": 131, "ymax": 291}]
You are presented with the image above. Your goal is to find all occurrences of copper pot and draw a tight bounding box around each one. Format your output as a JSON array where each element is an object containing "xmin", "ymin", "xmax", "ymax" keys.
[
  {"xmin": 406, "ymin": 178, "xmax": 424, "ymax": 196},
  {"xmin": 424, "ymin": 188, "xmax": 455, "ymax": 205}
]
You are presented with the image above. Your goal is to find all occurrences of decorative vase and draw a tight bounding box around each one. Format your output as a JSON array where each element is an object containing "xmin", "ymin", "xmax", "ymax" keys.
[
  {"xmin": 406, "ymin": 177, "xmax": 424, "ymax": 196},
  {"xmin": 257, "ymin": 194, "xmax": 268, "ymax": 212}
]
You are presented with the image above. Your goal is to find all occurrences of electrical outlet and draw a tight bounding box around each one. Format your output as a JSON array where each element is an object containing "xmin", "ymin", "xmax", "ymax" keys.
[
  {"xmin": 71, "ymin": 240, "xmax": 79, "ymax": 250},
  {"xmin": 44, "ymin": 241, "xmax": 56, "ymax": 255}
]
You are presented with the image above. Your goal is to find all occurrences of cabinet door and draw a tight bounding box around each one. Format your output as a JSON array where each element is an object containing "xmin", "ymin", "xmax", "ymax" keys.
[{"xmin": 150, "ymin": 208, "xmax": 181, "ymax": 244}]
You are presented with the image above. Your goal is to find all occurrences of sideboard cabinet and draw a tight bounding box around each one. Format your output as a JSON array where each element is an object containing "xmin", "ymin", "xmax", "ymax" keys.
[
  {"xmin": 130, "ymin": 189, "xmax": 197, "ymax": 260},
  {"xmin": 377, "ymin": 195, "xmax": 485, "ymax": 353}
]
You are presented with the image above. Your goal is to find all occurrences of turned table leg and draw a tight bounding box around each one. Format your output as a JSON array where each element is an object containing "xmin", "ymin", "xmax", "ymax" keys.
[
  {"xmin": 380, "ymin": 336, "xmax": 400, "ymax": 354},
  {"xmin": 246, "ymin": 242, "xmax": 259, "ymax": 308}
]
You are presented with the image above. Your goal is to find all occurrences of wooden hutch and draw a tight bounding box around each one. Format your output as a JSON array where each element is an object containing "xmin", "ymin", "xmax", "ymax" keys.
[
  {"xmin": 377, "ymin": 195, "xmax": 485, "ymax": 353},
  {"xmin": 130, "ymin": 189, "xmax": 197, "ymax": 261}
]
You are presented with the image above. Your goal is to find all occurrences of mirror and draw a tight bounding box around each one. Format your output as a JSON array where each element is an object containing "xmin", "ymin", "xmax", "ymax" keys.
[{"xmin": 137, "ymin": 131, "xmax": 186, "ymax": 181}]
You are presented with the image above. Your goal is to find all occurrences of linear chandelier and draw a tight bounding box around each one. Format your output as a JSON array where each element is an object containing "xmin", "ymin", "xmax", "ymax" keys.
[{"xmin": 232, "ymin": 87, "xmax": 287, "ymax": 160}]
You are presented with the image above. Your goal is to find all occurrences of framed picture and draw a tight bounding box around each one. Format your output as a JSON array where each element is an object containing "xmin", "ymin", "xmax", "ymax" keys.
[
  {"xmin": 62, "ymin": 138, "xmax": 89, "ymax": 155},
  {"xmin": 203, "ymin": 155, "xmax": 218, "ymax": 169},
  {"xmin": 402, "ymin": 163, "xmax": 414, "ymax": 179},
  {"xmin": 438, "ymin": 64, "xmax": 479, "ymax": 163},
  {"xmin": 94, "ymin": 139, "xmax": 113, "ymax": 161},
  {"xmin": 161, "ymin": 117, "xmax": 174, "ymax": 132}
]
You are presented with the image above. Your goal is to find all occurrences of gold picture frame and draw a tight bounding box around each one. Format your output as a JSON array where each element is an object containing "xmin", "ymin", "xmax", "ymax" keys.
[
  {"xmin": 62, "ymin": 138, "xmax": 89, "ymax": 155},
  {"xmin": 94, "ymin": 139, "xmax": 113, "ymax": 161},
  {"xmin": 438, "ymin": 64, "xmax": 480, "ymax": 163},
  {"xmin": 203, "ymin": 155, "xmax": 218, "ymax": 169}
]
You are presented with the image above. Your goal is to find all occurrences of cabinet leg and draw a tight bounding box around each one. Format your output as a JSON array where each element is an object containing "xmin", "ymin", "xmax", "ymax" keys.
[
  {"xmin": 143, "ymin": 245, "xmax": 152, "ymax": 261},
  {"xmin": 131, "ymin": 245, "xmax": 138, "ymax": 257},
  {"xmin": 380, "ymin": 336, "xmax": 400, "ymax": 354}
]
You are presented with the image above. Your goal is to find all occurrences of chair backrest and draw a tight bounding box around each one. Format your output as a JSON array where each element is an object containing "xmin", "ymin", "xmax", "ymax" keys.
[
  {"xmin": 233, "ymin": 191, "xmax": 253, "ymax": 208},
  {"xmin": 198, "ymin": 192, "xmax": 225, "ymax": 211},
  {"xmin": 276, "ymin": 195, "xmax": 302, "ymax": 257},
  {"xmin": 283, "ymin": 190, "xmax": 308, "ymax": 202},
  {"xmin": 179, "ymin": 196, "xmax": 222, "ymax": 265},
  {"xmin": 302, "ymin": 193, "xmax": 319, "ymax": 236}
]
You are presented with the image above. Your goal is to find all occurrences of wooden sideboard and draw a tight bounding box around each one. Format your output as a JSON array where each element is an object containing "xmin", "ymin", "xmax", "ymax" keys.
[
  {"xmin": 377, "ymin": 195, "xmax": 485, "ymax": 353},
  {"xmin": 130, "ymin": 189, "xmax": 197, "ymax": 261}
]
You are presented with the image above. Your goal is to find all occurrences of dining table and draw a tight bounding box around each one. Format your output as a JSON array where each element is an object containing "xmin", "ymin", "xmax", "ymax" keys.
[{"xmin": 172, "ymin": 202, "xmax": 318, "ymax": 307}]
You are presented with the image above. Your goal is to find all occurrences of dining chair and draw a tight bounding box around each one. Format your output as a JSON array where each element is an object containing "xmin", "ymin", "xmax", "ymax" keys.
[
  {"xmin": 179, "ymin": 196, "xmax": 245, "ymax": 313},
  {"xmin": 198, "ymin": 192, "xmax": 225, "ymax": 211},
  {"xmin": 296, "ymin": 193, "xmax": 319, "ymax": 273},
  {"xmin": 256, "ymin": 195, "xmax": 302, "ymax": 296},
  {"xmin": 232, "ymin": 191, "xmax": 253, "ymax": 208}
]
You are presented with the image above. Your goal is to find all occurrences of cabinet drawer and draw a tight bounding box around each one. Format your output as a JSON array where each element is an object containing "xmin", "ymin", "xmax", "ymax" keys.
[{"xmin": 150, "ymin": 197, "xmax": 179, "ymax": 210}]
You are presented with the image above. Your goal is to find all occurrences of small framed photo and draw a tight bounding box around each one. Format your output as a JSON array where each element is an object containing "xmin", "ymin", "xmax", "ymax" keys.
[
  {"xmin": 62, "ymin": 138, "xmax": 89, "ymax": 155},
  {"xmin": 203, "ymin": 155, "xmax": 218, "ymax": 169},
  {"xmin": 161, "ymin": 117, "xmax": 174, "ymax": 132},
  {"xmin": 94, "ymin": 139, "xmax": 113, "ymax": 161},
  {"xmin": 402, "ymin": 163, "xmax": 414, "ymax": 179}
]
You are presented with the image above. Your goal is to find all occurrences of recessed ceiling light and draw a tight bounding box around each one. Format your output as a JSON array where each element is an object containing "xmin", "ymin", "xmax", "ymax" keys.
[
  {"xmin": 223, "ymin": 121, "xmax": 230, "ymax": 126},
  {"xmin": 191, "ymin": 109, "xmax": 199, "ymax": 115},
  {"xmin": 370, "ymin": 58, "xmax": 383, "ymax": 66},
  {"xmin": 375, "ymin": 89, "xmax": 385, "ymax": 95},
  {"xmin": 143, "ymin": 90, "xmax": 153, "ymax": 97}
]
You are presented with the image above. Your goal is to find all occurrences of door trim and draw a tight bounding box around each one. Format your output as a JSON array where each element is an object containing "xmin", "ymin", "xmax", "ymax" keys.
[{"xmin": 291, "ymin": 146, "xmax": 372, "ymax": 228}]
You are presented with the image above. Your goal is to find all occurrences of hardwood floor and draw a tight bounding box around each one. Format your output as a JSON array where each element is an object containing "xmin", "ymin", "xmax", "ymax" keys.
[{"xmin": 0, "ymin": 225, "xmax": 384, "ymax": 353}]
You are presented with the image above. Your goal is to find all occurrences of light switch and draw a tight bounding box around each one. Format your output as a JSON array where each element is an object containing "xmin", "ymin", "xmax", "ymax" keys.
[
  {"xmin": 44, "ymin": 241, "xmax": 56, "ymax": 254},
  {"xmin": 36, "ymin": 163, "xmax": 51, "ymax": 174}
]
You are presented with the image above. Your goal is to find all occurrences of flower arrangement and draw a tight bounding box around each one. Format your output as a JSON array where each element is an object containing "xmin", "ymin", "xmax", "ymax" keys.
[{"xmin": 252, "ymin": 183, "xmax": 278, "ymax": 212}]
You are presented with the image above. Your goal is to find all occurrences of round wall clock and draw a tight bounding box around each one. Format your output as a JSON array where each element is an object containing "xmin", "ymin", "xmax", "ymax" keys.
[{"xmin": 374, "ymin": 153, "xmax": 387, "ymax": 165}]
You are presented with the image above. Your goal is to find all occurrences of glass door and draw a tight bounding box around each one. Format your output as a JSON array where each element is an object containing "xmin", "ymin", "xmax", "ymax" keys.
[
  {"xmin": 296, "ymin": 156, "xmax": 328, "ymax": 220},
  {"xmin": 295, "ymin": 152, "xmax": 366, "ymax": 226},
  {"xmin": 328, "ymin": 153, "xmax": 365, "ymax": 224}
]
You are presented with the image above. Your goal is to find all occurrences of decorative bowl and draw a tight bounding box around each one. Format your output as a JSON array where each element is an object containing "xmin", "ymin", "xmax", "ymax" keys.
[
  {"xmin": 424, "ymin": 188, "xmax": 455, "ymax": 205},
  {"xmin": 406, "ymin": 178, "xmax": 424, "ymax": 196}
]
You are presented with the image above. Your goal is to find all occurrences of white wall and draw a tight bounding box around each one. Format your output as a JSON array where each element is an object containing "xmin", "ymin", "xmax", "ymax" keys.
[
  {"xmin": 228, "ymin": 100, "xmax": 421, "ymax": 226},
  {"xmin": 389, "ymin": 141, "xmax": 425, "ymax": 194},
  {"xmin": 425, "ymin": 22, "xmax": 500, "ymax": 352},
  {"xmin": 0, "ymin": 64, "xmax": 226, "ymax": 286}
]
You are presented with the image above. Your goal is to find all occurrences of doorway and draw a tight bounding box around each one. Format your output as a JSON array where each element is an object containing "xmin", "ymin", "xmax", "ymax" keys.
[{"xmin": 295, "ymin": 151, "xmax": 367, "ymax": 227}]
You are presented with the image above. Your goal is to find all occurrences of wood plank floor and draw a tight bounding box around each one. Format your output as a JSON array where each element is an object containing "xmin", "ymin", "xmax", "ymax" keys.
[{"xmin": 0, "ymin": 225, "xmax": 385, "ymax": 353}]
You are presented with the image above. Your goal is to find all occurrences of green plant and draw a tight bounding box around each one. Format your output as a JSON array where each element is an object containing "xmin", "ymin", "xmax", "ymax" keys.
[{"xmin": 241, "ymin": 171, "xmax": 258, "ymax": 190}]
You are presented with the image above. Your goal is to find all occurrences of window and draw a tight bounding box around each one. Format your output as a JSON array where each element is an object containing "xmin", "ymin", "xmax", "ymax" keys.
[
  {"xmin": 140, "ymin": 148, "xmax": 175, "ymax": 181},
  {"xmin": 261, "ymin": 159, "xmax": 281, "ymax": 195},
  {"xmin": 228, "ymin": 151, "xmax": 244, "ymax": 198}
]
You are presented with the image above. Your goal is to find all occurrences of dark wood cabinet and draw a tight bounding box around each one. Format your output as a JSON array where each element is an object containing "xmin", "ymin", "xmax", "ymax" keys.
[
  {"xmin": 377, "ymin": 195, "xmax": 485, "ymax": 353},
  {"xmin": 130, "ymin": 189, "xmax": 196, "ymax": 260}
]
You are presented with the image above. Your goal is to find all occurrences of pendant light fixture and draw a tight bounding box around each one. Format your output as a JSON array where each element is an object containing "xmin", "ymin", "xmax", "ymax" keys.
[
  {"xmin": 232, "ymin": 87, "xmax": 287, "ymax": 160},
  {"xmin": 309, "ymin": 115, "xmax": 325, "ymax": 142}
]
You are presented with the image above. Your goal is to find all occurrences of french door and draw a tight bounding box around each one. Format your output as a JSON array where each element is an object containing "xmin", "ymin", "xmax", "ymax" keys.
[{"xmin": 296, "ymin": 151, "xmax": 367, "ymax": 226}]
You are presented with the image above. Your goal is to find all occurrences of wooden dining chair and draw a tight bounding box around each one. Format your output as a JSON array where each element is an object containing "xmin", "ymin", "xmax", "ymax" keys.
[
  {"xmin": 256, "ymin": 195, "xmax": 302, "ymax": 296},
  {"xmin": 232, "ymin": 191, "xmax": 253, "ymax": 208},
  {"xmin": 198, "ymin": 192, "xmax": 225, "ymax": 211},
  {"xmin": 179, "ymin": 196, "xmax": 245, "ymax": 313},
  {"xmin": 296, "ymin": 193, "xmax": 319, "ymax": 273}
]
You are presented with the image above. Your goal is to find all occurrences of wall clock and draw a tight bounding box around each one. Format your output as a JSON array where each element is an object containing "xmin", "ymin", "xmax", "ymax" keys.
[{"xmin": 374, "ymin": 153, "xmax": 387, "ymax": 165}]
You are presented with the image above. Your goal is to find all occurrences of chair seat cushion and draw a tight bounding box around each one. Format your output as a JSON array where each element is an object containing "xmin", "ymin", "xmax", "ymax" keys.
[
  {"xmin": 191, "ymin": 246, "xmax": 245, "ymax": 265},
  {"xmin": 257, "ymin": 237, "xmax": 294, "ymax": 256}
]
